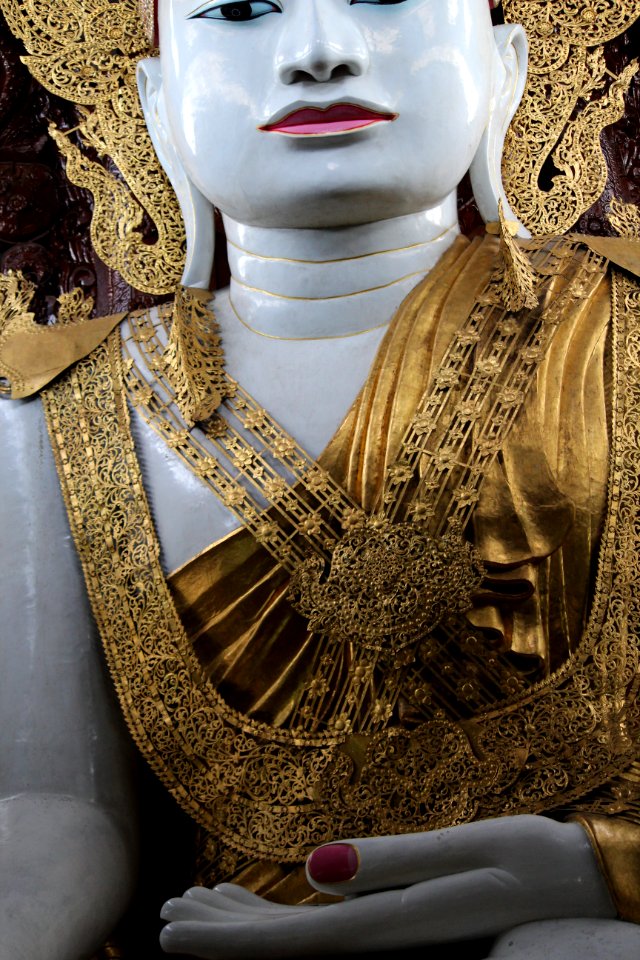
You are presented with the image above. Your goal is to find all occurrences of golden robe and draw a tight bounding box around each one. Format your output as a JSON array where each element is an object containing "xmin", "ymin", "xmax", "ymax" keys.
[
  {"xmin": 162, "ymin": 234, "xmax": 640, "ymax": 915},
  {"xmin": 5, "ymin": 232, "xmax": 639, "ymax": 922}
]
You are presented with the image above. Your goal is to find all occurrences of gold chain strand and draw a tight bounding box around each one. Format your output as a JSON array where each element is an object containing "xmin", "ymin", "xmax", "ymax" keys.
[
  {"xmin": 382, "ymin": 238, "xmax": 608, "ymax": 534},
  {"xmin": 123, "ymin": 301, "xmax": 365, "ymax": 573}
]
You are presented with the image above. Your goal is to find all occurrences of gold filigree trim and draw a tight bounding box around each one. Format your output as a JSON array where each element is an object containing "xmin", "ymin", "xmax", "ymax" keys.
[
  {"xmin": 123, "ymin": 306, "xmax": 365, "ymax": 574},
  {"xmin": 0, "ymin": 270, "xmax": 37, "ymax": 395},
  {"xmin": 57, "ymin": 288, "xmax": 95, "ymax": 327},
  {"xmin": 288, "ymin": 517, "xmax": 483, "ymax": 656},
  {"xmin": 0, "ymin": 273, "xmax": 98, "ymax": 397},
  {"xmin": 608, "ymin": 198, "xmax": 640, "ymax": 240},
  {"xmin": 163, "ymin": 287, "xmax": 232, "ymax": 426}
]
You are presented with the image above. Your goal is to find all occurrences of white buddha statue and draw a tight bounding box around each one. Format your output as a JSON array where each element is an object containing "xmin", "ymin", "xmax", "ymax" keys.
[{"xmin": 1, "ymin": 1, "xmax": 639, "ymax": 958}]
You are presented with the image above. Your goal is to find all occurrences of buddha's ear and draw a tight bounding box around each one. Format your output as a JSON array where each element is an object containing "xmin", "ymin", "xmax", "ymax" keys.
[
  {"xmin": 137, "ymin": 58, "xmax": 215, "ymax": 289},
  {"xmin": 469, "ymin": 24, "xmax": 530, "ymax": 239}
]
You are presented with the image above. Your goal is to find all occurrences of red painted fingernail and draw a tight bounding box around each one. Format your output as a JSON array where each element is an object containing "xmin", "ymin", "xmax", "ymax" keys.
[{"xmin": 307, "ymin": 843, "xmax": 359, "ymax": 884}]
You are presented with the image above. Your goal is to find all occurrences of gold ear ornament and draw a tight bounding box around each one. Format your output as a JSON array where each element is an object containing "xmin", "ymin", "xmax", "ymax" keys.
[
  {"xmin": 0, "ymin": 0, "xmax": 185, "ymax": 295},
  {"xmin": 138, "ymin": 0, "xmax": 158, "ymax": 45},
  {"xmin": 486, "ymin": 200, "xmax": 539, "ymax": 311},
  {"xmin": 502, "ymin": 0, "xmax": 638, "ymax": 236}
]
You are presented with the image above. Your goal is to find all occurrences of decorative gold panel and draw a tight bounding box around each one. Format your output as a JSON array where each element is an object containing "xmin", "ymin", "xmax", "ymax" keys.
[
  {"xmin": 502, "ymin": 0, "xmax": 639, "ymax": 235},
  {"xmin": 0, "ymin": 0, "xmax": 185, "ymax": 294}
]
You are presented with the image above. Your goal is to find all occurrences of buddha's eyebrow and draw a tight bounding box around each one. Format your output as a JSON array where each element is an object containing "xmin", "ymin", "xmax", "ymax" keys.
[
  {"xmin": 186, "ymin": 0, "xmax": 224, "ymax": 17},
  {"xmin": 186, "ymin": 0, "xmax": 217, "ymax": 16}
]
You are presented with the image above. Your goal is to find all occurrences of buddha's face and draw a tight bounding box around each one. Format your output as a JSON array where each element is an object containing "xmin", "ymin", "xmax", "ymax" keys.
[{"xmin": 159, "ymin": 0, "xmax": 499, "ymax": 228}]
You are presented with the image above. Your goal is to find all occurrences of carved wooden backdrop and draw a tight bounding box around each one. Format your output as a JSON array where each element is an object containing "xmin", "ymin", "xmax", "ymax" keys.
[{"xmin": 575, "ymin": 16, "xmax": 640, "ymax": 236}]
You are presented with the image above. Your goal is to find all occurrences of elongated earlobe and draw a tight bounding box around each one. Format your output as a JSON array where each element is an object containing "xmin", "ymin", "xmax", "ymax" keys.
[
  {"xmin": 137, "ymin": 58, "xmax": 215, "ymax": 289},
  {"xmin": 469, "ymin": 24, "xmax": 530, "ymax": 238}
]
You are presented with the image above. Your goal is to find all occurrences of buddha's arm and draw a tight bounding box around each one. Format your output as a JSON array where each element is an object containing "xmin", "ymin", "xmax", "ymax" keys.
[{"xmin": 0, "ymin": 395, "xmax": 138, "ymax": 960}]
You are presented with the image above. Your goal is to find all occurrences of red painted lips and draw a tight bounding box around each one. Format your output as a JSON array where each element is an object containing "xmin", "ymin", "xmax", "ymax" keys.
[{"xmin": 260, "ymin": 103, "xmax": 397, "ymax": 137}]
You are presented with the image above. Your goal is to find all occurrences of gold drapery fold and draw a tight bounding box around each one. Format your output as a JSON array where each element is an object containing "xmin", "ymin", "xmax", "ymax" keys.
[{"xmin": 469, "ymin": 266, "xmax": 611, "ymax": 668}]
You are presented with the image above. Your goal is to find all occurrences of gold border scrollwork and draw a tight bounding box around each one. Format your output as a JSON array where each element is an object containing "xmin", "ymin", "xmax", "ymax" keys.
[
  {"xmin": 0, "ymin": 0, "xmax": 185, "ymax": 295},
  {"xmin": 502, "ymin": 0, "xmax": 639, "ymax": 237}
]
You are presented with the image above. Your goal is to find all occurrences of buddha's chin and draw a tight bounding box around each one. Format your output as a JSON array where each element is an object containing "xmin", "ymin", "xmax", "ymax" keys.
[
  {"xmin": 214, "ymin": 182, "xmax": 454, "ymax": 232},
  {"xmin": 182, "ymin": 115, "xmax": 477, "ymax": 231}
]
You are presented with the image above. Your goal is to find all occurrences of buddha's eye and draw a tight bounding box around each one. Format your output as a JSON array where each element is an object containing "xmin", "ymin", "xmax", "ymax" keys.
[
  {"xmin": 350, "ymin": 0, "xmax": 409, "ymax": 5},
  {"xmin": 189, "ymin": 1, "xmax": 282, "ymax": 22}
]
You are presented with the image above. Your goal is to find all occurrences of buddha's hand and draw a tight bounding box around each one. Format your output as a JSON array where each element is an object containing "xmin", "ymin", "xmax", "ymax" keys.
[{"xmin": 160, "ymin": 815, "xmax": 616, "ymax": 959}]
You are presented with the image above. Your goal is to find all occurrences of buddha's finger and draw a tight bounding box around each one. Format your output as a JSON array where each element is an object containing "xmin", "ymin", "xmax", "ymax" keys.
[
  {"xmin": 305, "ymin": 815, "xmax": 557, "ymax": 895},
  {"xmin": 161, "ymin": 896, "xmax": 250, "ymax": 924},
  {"xmin": 183, "ymin": 886, "xmax": 220, "ymax": 905},
  {"xmin": 159, "ymin": 893, "xmax": 407, "ymax": 959},
  {"xmin": 187, "ymin": 884, "xmax": 317, "ymax": 917},
  {"xmin": 212, "ymin": 883, "xmax": 271, "ymax": 906},
  {"xmin": 184, "ymin": 886, "xmax": 261, "ymax": 910},
  {"xmin": 182, "ymin": 887, "xmax": 251, "ymax": 910},
  {"xmin": 160, "ymin": 918, "xmax": 323, "ymax": 959},
  {"xmin": 161, "ymin": 921, "xmax": 219, "ymax": 957},
  {"xmin": 160, "ymin": 872, "xmax": 520, "ymax": 958},
  {"xmin": 212, "ymin": 882, "xmax": 319, "ymax": 914}
]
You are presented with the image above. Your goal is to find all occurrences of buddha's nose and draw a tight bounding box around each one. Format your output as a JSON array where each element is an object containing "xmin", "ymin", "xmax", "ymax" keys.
[{"xmin": 276, "ymin": 0, "xmax": 370, "ymax": 85}]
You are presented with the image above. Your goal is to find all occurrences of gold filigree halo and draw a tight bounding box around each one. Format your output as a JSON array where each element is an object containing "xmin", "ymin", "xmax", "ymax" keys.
[{"xmin": 0, "ymin": 0, "xmax": 637, "ymax": 301}]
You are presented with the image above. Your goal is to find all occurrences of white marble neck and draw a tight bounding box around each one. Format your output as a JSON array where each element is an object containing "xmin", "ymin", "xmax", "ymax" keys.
[{"xmin": 223, "ymin": 196, "xmax": 460, "ymax": 340}]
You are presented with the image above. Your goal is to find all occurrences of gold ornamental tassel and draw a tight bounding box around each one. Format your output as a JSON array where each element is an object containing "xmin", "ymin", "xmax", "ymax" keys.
[
  {"xmin": 488, "ymin": 200, "xmax": 539, "ymax": 312},
  {"xmin": 163, "ymin": 286, "xmax": 231, "ymax": 426}
]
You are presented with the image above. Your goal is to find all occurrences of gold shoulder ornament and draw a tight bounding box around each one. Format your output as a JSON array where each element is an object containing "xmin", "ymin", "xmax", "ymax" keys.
[{"xmin": 0, "ymin": 271, "xmax": 124, "ymax": 398}]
